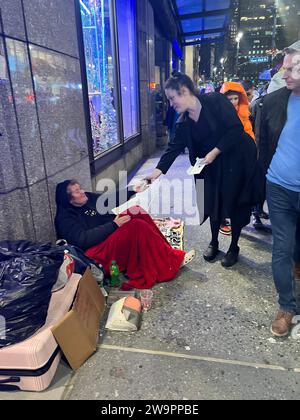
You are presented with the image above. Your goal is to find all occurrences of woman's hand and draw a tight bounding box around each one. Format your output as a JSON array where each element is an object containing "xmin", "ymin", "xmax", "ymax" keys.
[
  {"xmin": 114, "ymin": 215, "xmax": 131, "ymax": 227},
  {"xmin": 203, "ymin": 148, "xmax": 221, "ymax": 165},
  {"xmin": 144, "ymin": 168, "xmax": 162, "ymax": 184}
]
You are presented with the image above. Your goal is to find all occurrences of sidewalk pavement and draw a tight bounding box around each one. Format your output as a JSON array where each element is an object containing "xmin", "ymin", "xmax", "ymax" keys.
[{"xmin": 1, "ymin": 151, "xmax": 300, "ymax": 400}]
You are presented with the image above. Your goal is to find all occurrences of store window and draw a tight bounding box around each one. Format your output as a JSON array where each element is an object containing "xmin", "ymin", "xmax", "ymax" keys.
[
  {"xmin": 116, "ymin": 0, "xmax": 139, "ymax": 139},
  {"xmin": 79, "ymin": 0, "xmax": 139, "ymax": 159},
  {"xmin": 80, "ymin": 0, "xmax": 119, "ymax": 157}
]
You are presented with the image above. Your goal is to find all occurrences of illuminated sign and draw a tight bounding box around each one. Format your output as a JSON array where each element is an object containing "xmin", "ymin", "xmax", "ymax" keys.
[{"xmin": 250, "ymin": 56, "xmax": 269, "ymax": 63}]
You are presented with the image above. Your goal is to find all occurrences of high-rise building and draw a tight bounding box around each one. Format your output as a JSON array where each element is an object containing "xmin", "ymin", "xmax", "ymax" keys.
[
  {"xmin": 238, "ymin": 0, "xmax": 276, "ymax": 79},
  {"xmin": 230, "ymin": 0, "xmax": 300, "ymax": 79},
  {"xmin": 224, "ymin": 0, "xmax": 240, "ymax": 77},
  {"xmin": 276, "ymin": 1, "xmax": 300, "ymax": 50}
]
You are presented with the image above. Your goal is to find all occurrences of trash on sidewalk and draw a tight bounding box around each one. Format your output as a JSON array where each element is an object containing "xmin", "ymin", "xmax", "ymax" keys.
[
  {"xmin": 140, "ymin": 289, "xmax": 153, "ymax": 312},
  {"xmin": 105, "ymin": 296, "xmax": 142, "ymax": 332}
]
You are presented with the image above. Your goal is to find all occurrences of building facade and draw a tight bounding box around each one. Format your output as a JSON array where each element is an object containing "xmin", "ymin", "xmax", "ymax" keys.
[
  {"xmin": 238, "ymin": 0, "xmax": 275, "ymax": 79},
  {"xmin": 236, "ymin": 0, "xmax": 300, "ymax": 79},
  {"xmin": 224, "ymin": 0, "xmax": 240, "ymax": 78},
  {"xmin": 276, "ymin": 0, "xmax": 300, "ymax": 50},
  {"xmin": 0, "ymin": 0, "xmax": 179, "ymax": 243}
]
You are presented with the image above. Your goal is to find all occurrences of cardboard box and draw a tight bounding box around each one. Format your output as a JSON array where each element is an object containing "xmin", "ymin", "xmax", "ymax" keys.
[{"xmin": 51, "ymin": 268, "xmax": 105, "ymax": 370}]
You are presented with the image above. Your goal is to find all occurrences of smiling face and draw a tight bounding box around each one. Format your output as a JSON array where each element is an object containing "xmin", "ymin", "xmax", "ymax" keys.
[
  {"xmin": 226, "ymin": 94, "xmax": 240, "ymax": 108},
  {"xmin": 282, "ymin": 52, "xmax": 300, "ymax": 93},
  {"xmin": 165, "ymin": 87, "xmax": 192, "ymax": 114},
  {"xmin": 67, "ymin": 183, "xmax": 88, "ymax": 206}
]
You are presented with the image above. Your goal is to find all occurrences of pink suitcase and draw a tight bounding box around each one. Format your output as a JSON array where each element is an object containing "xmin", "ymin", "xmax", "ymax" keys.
[{"xmin": 0, "ymin": 273, "xmax": 81, "ymax": 392}]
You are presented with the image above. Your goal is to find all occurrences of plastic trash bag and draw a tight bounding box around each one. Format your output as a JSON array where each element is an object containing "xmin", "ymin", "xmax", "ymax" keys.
[
  {"xmin": 56, "ymin": 240, "xmax": 105, "ymax": 285},
  {"xmin": 0, "ymin": 240, "xmax": 64, "ymax": 348}
]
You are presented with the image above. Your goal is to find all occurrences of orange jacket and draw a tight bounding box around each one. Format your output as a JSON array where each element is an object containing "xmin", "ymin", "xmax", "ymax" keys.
[{"xmin": 220, "ymin": 81, "xmax": 255, "ymax": 141}]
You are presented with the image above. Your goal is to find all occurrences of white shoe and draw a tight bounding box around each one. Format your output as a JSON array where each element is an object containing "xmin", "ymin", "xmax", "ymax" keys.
[{"xmin": 180, "ymin": 250, "xmax": 195, "ymax": 268}]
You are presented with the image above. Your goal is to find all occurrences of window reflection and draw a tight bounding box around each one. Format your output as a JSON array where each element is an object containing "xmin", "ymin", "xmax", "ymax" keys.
[
  {"xmin": 116, "ymin": 0, "xmax": 139, "ymax": 139},
  {"xmin": 80, "ymin": 0, "xmax": 119, "ymax": 157}
]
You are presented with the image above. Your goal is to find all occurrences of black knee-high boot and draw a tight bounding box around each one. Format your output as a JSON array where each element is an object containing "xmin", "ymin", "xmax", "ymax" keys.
[{"xmin": 210, "ymin": 219, "xmax": 221, "ymax": 248}]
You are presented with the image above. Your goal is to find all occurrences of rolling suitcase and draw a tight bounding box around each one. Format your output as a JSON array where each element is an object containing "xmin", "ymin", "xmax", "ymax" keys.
[{"xmin": 0, "ymin": 273, "xmax": 81, "ymax": 392}]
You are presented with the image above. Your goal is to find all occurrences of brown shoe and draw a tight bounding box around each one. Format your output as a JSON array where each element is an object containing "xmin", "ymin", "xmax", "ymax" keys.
[
  {"xmin": 270, "ymin": 310, "xmax": 294, "ymax": 337},
  {"xmin": 294, "ymin": 262, "xmax": 300, "ymax": 281}
]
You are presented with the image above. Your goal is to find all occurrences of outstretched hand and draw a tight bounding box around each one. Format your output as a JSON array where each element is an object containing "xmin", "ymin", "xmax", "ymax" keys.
[{"xmin": 144, "ymin": 168, "xmax": 162, "ymax": 184}]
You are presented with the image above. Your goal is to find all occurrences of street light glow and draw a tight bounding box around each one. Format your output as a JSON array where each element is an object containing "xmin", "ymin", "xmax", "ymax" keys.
[{"xmin": 236, "ymin": 32, "xmax": 243, "ymax": 43}]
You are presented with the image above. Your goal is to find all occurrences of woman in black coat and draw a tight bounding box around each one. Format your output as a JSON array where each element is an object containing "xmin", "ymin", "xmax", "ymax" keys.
[{"xmin": 146, "ymin": 73, "xmax": 261, "ymax": 268}]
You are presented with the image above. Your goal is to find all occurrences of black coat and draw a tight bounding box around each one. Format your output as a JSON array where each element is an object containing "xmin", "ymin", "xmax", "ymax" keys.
[
  {"xmin": 55, "ymin": 181, "xmax": 135, "ymax": 250},
  {"xmin": 259, "ymin": 87, "xmax": 292, "ymax": 175},
  {"xmin": 156, "ymin": 92, "xmax": 262, "ymax": 225}
]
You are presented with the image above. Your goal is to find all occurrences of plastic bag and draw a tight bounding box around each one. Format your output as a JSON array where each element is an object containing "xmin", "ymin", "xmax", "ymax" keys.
[
  {"xmin": 0, "ymin": 240, "xmax": 64, "ymax": 348},
  {"xmin": 51, "ymin": 250, "xmax": 75, "ymax": 292},
  {"xmin": 56, "ymin": 240, "xmax": 105, "ymax": 286}
]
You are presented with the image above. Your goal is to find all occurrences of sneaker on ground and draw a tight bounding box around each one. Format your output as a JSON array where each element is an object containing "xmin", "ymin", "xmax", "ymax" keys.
[{"xmin": 219, "ymin": 222, "xmax": 232, "ymax": 235}]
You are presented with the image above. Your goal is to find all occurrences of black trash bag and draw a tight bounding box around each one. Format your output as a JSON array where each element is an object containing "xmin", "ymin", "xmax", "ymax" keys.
[{"xmin": 0, "ymin": 240, "xmax": 64, "ymax": 348}]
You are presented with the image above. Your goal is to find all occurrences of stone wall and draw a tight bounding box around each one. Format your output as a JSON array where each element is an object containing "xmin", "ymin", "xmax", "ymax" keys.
[
  {"xmin": 0, "ymin": 0, "xmax": 91, "ymax": 243},
  {"xmin": 0, "ymin": 0, "xmax": 159, "ymax": 243}
]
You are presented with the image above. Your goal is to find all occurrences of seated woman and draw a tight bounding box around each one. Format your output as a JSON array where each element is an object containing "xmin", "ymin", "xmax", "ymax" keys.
[{"xmin": 55, "ymin": 180, "xmax": 195, "ymax": 289}]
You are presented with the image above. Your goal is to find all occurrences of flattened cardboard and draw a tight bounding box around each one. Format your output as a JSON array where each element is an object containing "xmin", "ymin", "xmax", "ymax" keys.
[{"xmin": 51, "ymin": 268, "xmax": 105, "ymax": 370}]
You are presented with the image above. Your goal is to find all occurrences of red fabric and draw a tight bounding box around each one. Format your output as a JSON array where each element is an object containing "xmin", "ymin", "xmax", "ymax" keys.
[{"xmin": 85, "ymin": 206, "xmax": 185, "ymax": 289}]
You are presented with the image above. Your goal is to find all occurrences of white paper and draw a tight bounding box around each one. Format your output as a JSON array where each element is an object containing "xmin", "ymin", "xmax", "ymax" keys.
[
  {"xmin": 111, "ymin": 196, "xmax": 141, "ymax": 215},
  {"xmin": 112, "ymin": 181, "xmax": 158, "ymax": 215},
  {"xmin": 187, "ymin": 157, "xmax": 206, "ymax": 175}
]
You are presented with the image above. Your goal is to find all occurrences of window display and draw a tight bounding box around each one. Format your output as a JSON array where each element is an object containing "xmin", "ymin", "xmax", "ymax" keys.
[
  {"xmin": 80, "ymin": 0, "xmax": 119, "ymax": 157},
  {"xmin": 80, "ymin": 0, "xmax": 139, "ymax": 159},
  {"xmin": 116, "ymin": 0, "xmax": 139, "ymax": 139}
]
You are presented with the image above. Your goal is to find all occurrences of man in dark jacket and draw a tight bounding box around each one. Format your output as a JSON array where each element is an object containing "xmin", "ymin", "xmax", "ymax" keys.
[{"xmin": 259, "ymin": 41, "xmax": 300, "ymax": 337}]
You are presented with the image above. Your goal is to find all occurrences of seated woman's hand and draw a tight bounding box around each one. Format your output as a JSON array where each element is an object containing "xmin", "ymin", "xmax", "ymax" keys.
[{"xmin": 114, "ymin": 214, "xmax": 131, "ymax": 227}]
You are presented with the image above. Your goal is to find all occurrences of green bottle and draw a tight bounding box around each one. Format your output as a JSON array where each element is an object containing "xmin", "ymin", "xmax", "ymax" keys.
[{"xmin": 109, "ymin": 260, "xmax": 120, "ymax": 287}]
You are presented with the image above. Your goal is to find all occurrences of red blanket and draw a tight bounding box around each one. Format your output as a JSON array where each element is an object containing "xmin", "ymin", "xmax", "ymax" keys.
[{"xmin": 85, "ymin": 207, "xmax": 185, "ymax": 289}]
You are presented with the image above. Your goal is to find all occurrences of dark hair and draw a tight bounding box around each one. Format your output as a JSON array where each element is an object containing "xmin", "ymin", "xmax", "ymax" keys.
[
  {"xmin": 240, "ymin": 80, "xmax": 253, "ymax": 92},
  {"xmin": 224, "ymin": 90, "xmax": 240, "ymax": 97},
  {"xmin": 165, "ymin": 72, "xmax": 197, "ymax": 96}
]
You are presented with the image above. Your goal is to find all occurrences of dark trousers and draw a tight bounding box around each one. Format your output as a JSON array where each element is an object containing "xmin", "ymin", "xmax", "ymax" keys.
[
  {"xmin": 266, "ymin": 180, "xmax": 300, "ymax": 313},
  {"xmin": 210, "ymin": 217, "xmax": 243, "ymax": 251}
]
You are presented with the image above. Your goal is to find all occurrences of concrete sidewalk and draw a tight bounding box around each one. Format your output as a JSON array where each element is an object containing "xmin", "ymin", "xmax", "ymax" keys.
[{"xmin": 2, "ymin": 152, "xmax": 300, "ymax": 400}]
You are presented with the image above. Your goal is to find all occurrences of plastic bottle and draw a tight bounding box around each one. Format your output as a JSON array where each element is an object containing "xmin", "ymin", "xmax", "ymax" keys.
[{"xmin": 109, "ymin": 260, "xmax": 120, "ymax": 287}]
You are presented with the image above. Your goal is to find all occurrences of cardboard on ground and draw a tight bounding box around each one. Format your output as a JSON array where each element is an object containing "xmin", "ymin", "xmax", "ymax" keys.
[{"xmin": 52, "ymin": 268, "xmax": 105, "ymax": 370}]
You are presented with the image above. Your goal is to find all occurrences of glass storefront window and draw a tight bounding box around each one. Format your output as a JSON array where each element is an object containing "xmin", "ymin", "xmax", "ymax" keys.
[
  {"xmin": 116, "ymin": 0, "xmax": 139, "ymax": 139},
  {"xmin": 80, "ymin": 0, "xmax": 119, "ymax": 157},
  {"xmin": 79, "ymin": 0, "xmax": 139, "ymax": 159}
]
